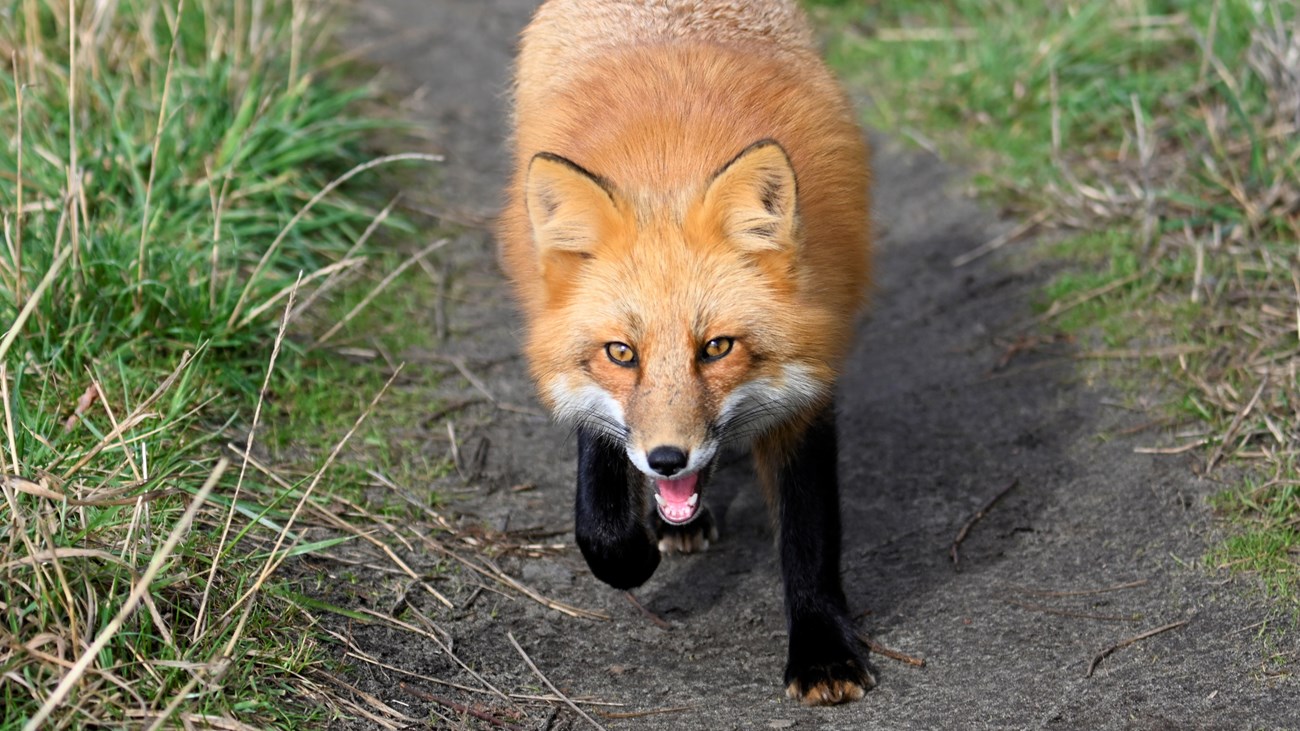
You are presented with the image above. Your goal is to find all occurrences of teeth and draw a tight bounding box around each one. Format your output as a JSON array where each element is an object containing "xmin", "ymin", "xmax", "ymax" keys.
[
  {"xmin": 654, "ymin": 494, "xmax": 666, "ymax": 507},
  {"xmin": 686, "ymin": 494, "xmax": 698, "ymax": 507}
]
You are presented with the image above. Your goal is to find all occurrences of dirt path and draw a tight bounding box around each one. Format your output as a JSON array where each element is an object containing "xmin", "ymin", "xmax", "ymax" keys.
[{"xmin": 332, "ymin": 2, "xmax": 1292, "ymax": 728}]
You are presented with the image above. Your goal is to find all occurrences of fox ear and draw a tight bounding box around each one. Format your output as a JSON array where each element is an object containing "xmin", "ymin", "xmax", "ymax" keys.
[
  {"xmin": 526, "ymin": 152, "xmax": 620, "ymax": 260},
  {"xmin": 701, "ymin": 140, "xmax": 798, "ymax": 254}
]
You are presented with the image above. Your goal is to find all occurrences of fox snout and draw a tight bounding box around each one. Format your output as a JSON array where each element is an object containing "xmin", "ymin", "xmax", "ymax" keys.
[
  {"xmin": 645, "ymin": 446, "xmax": 688, "ymax": 476},
  {"xmin": 625, "ymin": 420, "xmax": 718, "ymax": 482}
]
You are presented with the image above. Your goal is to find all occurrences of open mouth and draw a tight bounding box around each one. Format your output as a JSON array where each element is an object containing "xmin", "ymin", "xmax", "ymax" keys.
[{"xmin": 653, "ymin": 472, "xmax": 702, "ymax": 525}]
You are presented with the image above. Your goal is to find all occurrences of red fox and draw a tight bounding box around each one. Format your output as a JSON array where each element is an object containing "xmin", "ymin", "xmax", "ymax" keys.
[{"xmin": 499, "ymin": 0, "xmax": 873, "ymax": 705}]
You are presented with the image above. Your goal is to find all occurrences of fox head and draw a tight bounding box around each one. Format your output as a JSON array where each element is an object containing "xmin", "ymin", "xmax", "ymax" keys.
[{"xmin": 522, "ymin": 140, "xmax": 841, "ymax": 482}]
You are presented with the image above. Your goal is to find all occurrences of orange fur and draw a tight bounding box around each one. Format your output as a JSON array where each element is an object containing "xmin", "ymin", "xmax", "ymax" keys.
[{"xmin": 500, "ymin": 0, "xmax": 871, "ymax": 462}]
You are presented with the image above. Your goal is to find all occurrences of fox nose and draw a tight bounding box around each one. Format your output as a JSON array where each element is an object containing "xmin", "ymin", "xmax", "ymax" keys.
[{"xmin": 647, "ymin": 446, "xmax": 689, "ymax": 477}]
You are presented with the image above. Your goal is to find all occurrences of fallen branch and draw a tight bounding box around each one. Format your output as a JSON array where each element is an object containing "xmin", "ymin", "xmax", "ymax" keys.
[
  {"xmin": 507, "ymin": 631, "xmax": 608, "ymax": 731},
  {"xmin": 950, "ymin": 478, "xmax": 1019, "ymax": 567},
  {"xmin": 1085, "ymin": 619, "xmax": 1191, "ymax": 677}
]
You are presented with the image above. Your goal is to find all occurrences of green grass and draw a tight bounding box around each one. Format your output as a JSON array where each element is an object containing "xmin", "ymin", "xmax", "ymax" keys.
[
  {"xmin": 808, "ymin": 0, "xmax": 1299, "ymax": 602},
  {"xmin": 263, "ymin": 260, "xmax": 461, "ymax": 500},
  {"xmin": 0, "ymin": 0, "xmax": 444, "ymax": 726}
]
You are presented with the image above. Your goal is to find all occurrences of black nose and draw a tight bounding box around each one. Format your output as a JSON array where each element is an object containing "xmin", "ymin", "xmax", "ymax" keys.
[{"xmin": 647, "ymin": 446, "xmax": 689, "ymax": 477}]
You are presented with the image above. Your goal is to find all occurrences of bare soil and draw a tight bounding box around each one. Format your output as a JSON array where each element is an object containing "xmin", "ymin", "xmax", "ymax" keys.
[{"xmin": 318, "ymin": 2, "xmax": 1295, "ymax": 728}]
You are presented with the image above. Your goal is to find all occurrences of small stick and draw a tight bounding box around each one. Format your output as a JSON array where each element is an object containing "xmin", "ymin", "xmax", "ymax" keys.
[
  {"xmin": 446, "ymin": 420, "xmax": 462, "ymax": 475},
  {"xmin": 398, "ymin": 683, "xmax": 523, "ymax": 731},
  {"xmin": 424, "ymin": 397, "xmax": 485, "ymax": 424},
  {"xmin": 1133, "ymin": 439, "xmax": 1208, "ymax": 455},
  {"xmin": 597, "ymin": 705, "xmax": 695, "ymax": 720},
  {"xmin": 1085, "ymin": 619, "xmax": 1191, "ymax": 677},
  {"xmin": 624, "ymin": 591, "xmax": 671, "ymax": 630},
  {"xmin": 950, "ymin": 478, "xmax": 1019, "ymax": 566},
  {"xmin": 317, "ymin": 673, "xmax": 418, "ymax": 725},
  {"xmin": 1014, "ymin": 579, "xmax": 1148, "ymax": 598},
  {"xmin": 952, "ymin": 209, "xmax": 1050, "ymax": 267},
  {"xmin": 1206, "ymin": 377, "xmax": 1267, "ymax": 472},
  {"xmin": 507, "ymin": 631, "xmax": 608, "ymax": 731},
  {"xmin": 1007, "ymin": 600, "xmax": 1137, "ymax": 622},
  {"xmin": 416, "ymin": 534, "xmax": 609, "ymax": 619},
  {"xmin": 450, "ymin": 355, "xmax": 498, "ymax": 405},
  {"xmin": 1075, "ymin": 344, "xmax": 1205, "ymax": 360},
  {"xmin": 858, "ymin": 633, "xmax": 926, "ymax": 667},
  {"xmin": 1020, "ymin": 271, "xmax": 1144, "ymax": 329},
  {"xmin": 353, "ymin": 608, "xmax": 515, "ymax": 705}
]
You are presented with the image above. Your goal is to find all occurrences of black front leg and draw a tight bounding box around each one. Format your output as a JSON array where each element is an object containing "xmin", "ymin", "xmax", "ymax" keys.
[
  {"xmin": 778, "ymin": 406, "xmax": 875, "ymax": 705},
  {"xmin": 574, "ymin": 428, "xmax": 660, "ymax": 590}
]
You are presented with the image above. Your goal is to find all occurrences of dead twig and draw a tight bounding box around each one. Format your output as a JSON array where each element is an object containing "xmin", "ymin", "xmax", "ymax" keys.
[
  {"xmin": 332, "ymin": 636, "xmax": 623, "ymax": 708},
  {"xmin": 1013, "ymin": 579, "xmax": 1149, "ymax": 598},
  {"xmin": 596, "ymin": 705, "xmax": 696, "ymax": 720},
  {"xmin": 1134, "ymin": 439, "xmax": 1209, "ymax": 455},
  {"xmin": 507, "ymin": 631, "xmax": 608, "ymax": 731},
  {"xmin": 316, "ymin": 673, "xmax": 418, "ymax": 726},
  {"xmin": 398, "ymin": 682, "xmax": 524, "ymax": 731},
  {"xmin": 1206, "ymin": 377, "xmax": 1268, "ymax": 472},
  {"xmin": 1085, "ymin": 618, "xmax": 1191, "ymax": 677},
  {"xmin": 1020, "ymin": 271, "xmax": 1144, "ymax": 329},
  {"xmin": 950, "ymin": 478, "xmax": 1019, "ymax": 567},
  {"xmin": 624, "ymin": 591, "xmax": 671, "ymax": 630},
  {"xmin": 409, "ymin": 533, "xmax": 609, "ymax": 620},
  {"xmin": 354, "ymin": 607, "xmax": 516, "ymax": 706},
  {"xmin": 1007, "ymin": 599, "xmax": 1138, "ymax": 622},
  {"xmin": 952, "ymin": 209, "xmax": 1050, "ymax": 267},
  {"xmin": 1075, "ymin": 344, "xmax": 1206, "ymax": 360},
  {"xmin": 857, "ymin": 633, "xmax": 926, "ymax": 667},
  {"xmin": 450, "ymin": 355, "xmax": 498, "ymax": 405},
  {"xmin": 424, "ymin": 397, "xmax": 486, "ymax": 425},
  {"xmin": 220, "ymin": 442, "xmax": 456, "ymax": 611}
]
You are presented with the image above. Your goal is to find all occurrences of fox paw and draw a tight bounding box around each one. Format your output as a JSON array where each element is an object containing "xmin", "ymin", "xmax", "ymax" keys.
[
  {"xmin": 576, "ymin": 524, "xmax": 660, "ymax": 590},
  {"xmin": 784, "ymin": 658, "xmax": 875, "ymax": 706},
  {"xmin": 654, "ymin": 506, "xmax": 718, "ymax": 554},
  {"xmin": 784, "ymin": 612, "xmax": 875, "ymax": 706}
]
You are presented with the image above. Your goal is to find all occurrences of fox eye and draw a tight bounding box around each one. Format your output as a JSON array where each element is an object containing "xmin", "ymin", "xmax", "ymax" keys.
[
  {"xmin": 605, "ymin": 342, "xmax": 638, "ymax": 366},
  {"xmin": 701, "ymin": 337, "xmax": 734, "ymax": 361}
]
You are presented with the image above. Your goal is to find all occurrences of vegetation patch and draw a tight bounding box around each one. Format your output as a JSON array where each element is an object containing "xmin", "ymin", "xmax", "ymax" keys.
[
  {"xmin": 809, "ymin": 0, "xmax": 1299, "ymax": 602},
  {"xmin": 0, "ymin": 0, "xmax": 443, "ymax": 726}
]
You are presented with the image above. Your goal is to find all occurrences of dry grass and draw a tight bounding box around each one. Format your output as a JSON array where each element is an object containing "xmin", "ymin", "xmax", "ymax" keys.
[
  {"xmin": 0, "ymin": 0, "xmax": 462, "ymax": 725},
  {"xmin": 816, "ymin": 0, "xmax": 1299, "ymax": 597}
]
